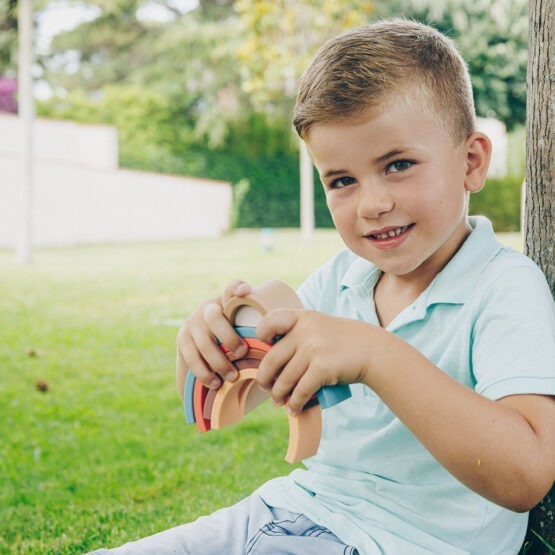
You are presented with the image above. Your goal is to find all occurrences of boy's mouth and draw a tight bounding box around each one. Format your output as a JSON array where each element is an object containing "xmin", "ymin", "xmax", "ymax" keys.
[
  {"xmin": 366, "ymin": 224, "xmax": 413, "ymax": 240},
  {"xmin": 363, "ymin": 224, "xmax": 414, "ymax": 250}
]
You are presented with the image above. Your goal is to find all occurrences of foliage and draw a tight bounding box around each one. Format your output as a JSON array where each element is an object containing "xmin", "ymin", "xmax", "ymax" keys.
[
  {"xmin": 0, "ymin": 0, "xmax": 17, "ymax": 77},
  {"xmin": 41, "ymin": 2, "xmax": 248, "ymax": 148},
  {"xmin": 468, "ymin": 124, "xmax": 525, "ymax": 232},
  {"xmin": 4, "ymin": 0, "xmax": 530, "ymax": 133},
  {"xmin": 469, "ymin": 175, "xmax": 523, "ymax": 232},
  {"xmin": 38, "ymin": 84, "xmax": 196, "ymax": 159},
  {"xmin": 373, "ymin": 0, "xmax": 528, "ymax": 130},
  {"xmin": 234, "ymin": 0, "xmax": 375, "ymax": 116}
]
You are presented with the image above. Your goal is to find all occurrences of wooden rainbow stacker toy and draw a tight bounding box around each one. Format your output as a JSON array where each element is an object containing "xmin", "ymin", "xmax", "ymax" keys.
[{"xmin": 183, "ymin": 280, "xmax": 351, "ymax": 463}]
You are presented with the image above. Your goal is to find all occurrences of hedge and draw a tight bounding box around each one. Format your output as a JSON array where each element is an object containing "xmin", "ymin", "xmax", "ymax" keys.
[{"xmin": 469, "ymin": 175, "xmax": 523, "ymax": 232}]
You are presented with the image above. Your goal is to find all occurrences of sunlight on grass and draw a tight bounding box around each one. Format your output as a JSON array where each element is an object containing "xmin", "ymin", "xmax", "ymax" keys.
[
  {"xmin": 0, "ymin": 228, "xmax": 522, "ymax": 554},
  {"xmin": 0, "ymin": 229, "xmax": 343, "ymax": 554}
]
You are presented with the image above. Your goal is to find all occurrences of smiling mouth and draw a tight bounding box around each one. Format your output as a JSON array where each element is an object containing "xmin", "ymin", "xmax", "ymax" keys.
[{"xmin": 368, "ymin": 224, "xmax": 413, "ymax": 240}]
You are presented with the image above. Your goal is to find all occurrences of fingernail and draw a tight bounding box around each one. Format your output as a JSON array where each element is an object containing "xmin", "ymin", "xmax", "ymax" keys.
[
  {"xmin": 286, "ymin": 405, "xmax": 299, "ymax": 417},
  {"xmin": 232, "ymin": 342, "xmax": 248, "ymax": 357},
  {"xmin": 225, "ymin": 372, "xmax": 237, "ymax": 382},
  {"xmin": 210, "ymin": 379, "xmax": 221, "ymax": 389},
  {"xmin": 235, "ymin": 283, "xmax": 250, "ymax": 295}
]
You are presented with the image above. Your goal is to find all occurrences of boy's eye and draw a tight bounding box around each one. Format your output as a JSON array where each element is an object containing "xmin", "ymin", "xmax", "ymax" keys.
[
  {"xmin": 329, "ymin": 176, "xmax": 356, "ymax": 189},
  {"xmin": 386, "ymin": 160, "xmax": 413, "ymax": 174}
]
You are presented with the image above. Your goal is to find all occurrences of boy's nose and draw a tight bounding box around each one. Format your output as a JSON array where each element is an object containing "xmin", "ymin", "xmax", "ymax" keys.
[{"xmin": 356, "ymin": 182, "xmax": 394, "ymax": 219}]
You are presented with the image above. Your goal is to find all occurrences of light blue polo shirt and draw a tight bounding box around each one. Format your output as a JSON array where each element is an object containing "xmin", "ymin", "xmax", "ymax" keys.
[{"xmin": 258, "ymin": 216, "xmax": 555, "ymax": 554}]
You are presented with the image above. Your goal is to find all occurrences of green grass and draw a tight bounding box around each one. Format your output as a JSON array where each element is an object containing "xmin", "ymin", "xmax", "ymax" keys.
[{"xmin": 0, "ymin": 229, "xmax": 523, "ymax": 554}]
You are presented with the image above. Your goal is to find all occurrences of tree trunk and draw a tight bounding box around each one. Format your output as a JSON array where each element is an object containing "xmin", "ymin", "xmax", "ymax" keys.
[{"xmin": 522, "ymin": 0, "xmax": 555, "ymax": 553}]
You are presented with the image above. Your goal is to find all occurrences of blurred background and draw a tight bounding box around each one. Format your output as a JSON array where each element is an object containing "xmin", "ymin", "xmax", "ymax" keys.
[{"xmin": 0, "ymin": 0, "xmax": 527, "ymax": 241}]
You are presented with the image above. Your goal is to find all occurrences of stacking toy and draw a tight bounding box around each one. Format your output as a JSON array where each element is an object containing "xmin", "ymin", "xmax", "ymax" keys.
[{"xmin": 184, "ymin": 280, "xmax": 351, "ymax": 463}]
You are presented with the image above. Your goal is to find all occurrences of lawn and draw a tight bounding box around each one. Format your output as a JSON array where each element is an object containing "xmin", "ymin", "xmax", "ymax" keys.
[{"xmin": 0, "ymin": 229, "xmax": 522, "ymax": 554}]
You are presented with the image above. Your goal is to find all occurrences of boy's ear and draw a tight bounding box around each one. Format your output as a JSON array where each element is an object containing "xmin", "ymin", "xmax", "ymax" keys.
[{"xmin": 464, "ymin": 132, "xmax": 492, "ymax": 193}]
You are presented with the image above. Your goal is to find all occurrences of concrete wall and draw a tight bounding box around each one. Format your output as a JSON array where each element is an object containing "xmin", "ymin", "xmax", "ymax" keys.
[
  {"xmin": 0, "ymin": 114, "xmax": 232, "ymax": 248},
  {"xmin": 476, "ymin": 117, "xmax": 508, "ymax": 178}
]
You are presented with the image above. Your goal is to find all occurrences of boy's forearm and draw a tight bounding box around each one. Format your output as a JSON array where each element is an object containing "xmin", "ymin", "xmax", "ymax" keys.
[{"xmin": 362, "ymin": 327, "xmax": 555, "ymax": 511}]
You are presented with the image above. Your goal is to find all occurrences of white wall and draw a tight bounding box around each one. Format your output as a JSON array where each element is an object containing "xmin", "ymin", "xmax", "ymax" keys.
[
  {"xmin": 0, "ymin": 114, "xmax": 118, "ymax": 169},
  {"xmin": 0, "ymin": 115, "xmax": 232, "ymax": 248},
  {"xmin": 476, "ymin": 117, "xmax": 508, "ymax": 178}
]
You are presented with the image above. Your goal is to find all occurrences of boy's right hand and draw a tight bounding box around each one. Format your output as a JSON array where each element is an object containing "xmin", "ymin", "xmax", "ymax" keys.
[{"xmin": 176, "ymin": 279, "xmax": 251, "ymax": 400}]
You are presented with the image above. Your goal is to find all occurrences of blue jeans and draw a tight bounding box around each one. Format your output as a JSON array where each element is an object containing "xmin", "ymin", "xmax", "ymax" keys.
[{"xmin": 86, "ymin": 493, "xmax": 359, "ymax": 555}]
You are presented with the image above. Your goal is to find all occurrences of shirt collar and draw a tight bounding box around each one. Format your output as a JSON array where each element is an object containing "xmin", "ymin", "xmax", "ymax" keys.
[{"xmin": 339, "ymin": 216, "xmax": 504, "ymax": 306}]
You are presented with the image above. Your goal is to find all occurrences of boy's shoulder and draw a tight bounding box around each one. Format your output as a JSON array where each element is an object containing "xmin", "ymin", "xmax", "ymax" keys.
[{"xmin": 426, "ymin": 216, "xmax": 546, "ymax": 301}]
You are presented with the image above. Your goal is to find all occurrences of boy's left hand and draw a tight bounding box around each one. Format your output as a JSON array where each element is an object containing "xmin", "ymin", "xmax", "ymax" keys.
[{"xmin": 256, "ymin": 309, "xmax": 373, "ymax": 415}]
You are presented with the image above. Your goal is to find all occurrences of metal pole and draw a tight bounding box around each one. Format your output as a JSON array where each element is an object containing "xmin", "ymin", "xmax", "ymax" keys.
[
  {"xmin": 300, "ymin": 139, "xmax": 314, "ymax": 244},
  {"xmin": 17, "ymin": 0, "xmax": 34, "ymax": 265}
]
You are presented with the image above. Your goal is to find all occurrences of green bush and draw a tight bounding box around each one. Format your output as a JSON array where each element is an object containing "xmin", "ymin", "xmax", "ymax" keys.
[{"xmin": 469, "ymin": 175, "xmax": 523, "ymax": 232}]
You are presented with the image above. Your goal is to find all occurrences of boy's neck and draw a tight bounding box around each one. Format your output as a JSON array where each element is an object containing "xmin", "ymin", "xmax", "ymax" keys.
[
  {"xmin": 374, "ymin": 224, "xmax": 473, "ymax": 327},
  {"xmin": 374, "ymin": 272, "xmax": 433, "ymax": 328}
]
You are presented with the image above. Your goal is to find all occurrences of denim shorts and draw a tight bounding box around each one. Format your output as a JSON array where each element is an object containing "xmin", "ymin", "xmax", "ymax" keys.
[{"xmin": 85, "ymin": 493, "xmax": 359, "ymax": 555}]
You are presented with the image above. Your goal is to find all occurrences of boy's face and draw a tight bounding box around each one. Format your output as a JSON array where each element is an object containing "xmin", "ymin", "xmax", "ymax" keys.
[{"xmin": 306, "ymin": 95, "xmax": 484, "ymax": 283}]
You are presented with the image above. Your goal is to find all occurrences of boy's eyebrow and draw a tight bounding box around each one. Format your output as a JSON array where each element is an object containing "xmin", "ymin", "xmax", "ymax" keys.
[
  {"xmin": 322, "ymin": 168, "xmax": 348, "ymax": 179},
  {"xmin": 375, "ymin": 148, "xmax": 409, "ymax": 163}
]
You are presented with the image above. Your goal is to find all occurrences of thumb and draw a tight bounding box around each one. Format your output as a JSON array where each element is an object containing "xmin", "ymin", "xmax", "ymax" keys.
[
  {"xmin": 221, "ymin": 279, "xmax": 252, "ymax": 306},
  {"xmin": 256, "ymin": 308, "xmax": 300, "ymax": 344}
]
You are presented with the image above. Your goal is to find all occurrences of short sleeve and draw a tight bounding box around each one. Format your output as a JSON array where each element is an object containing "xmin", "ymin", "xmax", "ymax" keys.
[
  {"xmin": 472, "ymin": 263, "xmax": 555, "ymax": 400},
  {"xmin": 296, "ymin": 259, "xmax": 332, "ymax": 310},
  {"xmin": 295, "ymin": 249, "xmax": 352, "ymax": 310}
]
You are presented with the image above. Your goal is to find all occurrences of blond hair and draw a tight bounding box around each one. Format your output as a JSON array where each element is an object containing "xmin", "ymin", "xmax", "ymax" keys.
[{"xmin": 293, "ymin": 19, "xmax": 476, "ymax": 145}]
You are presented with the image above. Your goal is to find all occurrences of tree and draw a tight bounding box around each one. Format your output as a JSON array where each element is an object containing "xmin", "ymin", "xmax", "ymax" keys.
[
  {"xmin": 521, "ymin": 0, "xmax": 555, "ymax": 552},
  {"xmin": 0, "ymin": 0, "xmax": 17, "ymax": 76},
  {"xmin": 373, "ymin": 0, "xmax": 528, "ymax": 130},
  {"xmin": 40, "ymin": 1, "xmax": 250, "ymax": 147},
  {"xmin": 235, "ymin": 0, "xmax": 374, "ymax": 117}
]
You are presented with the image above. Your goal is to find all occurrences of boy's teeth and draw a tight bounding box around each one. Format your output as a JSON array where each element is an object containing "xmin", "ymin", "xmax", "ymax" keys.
[{"xmin": 373, "ymin": 226, "xmax": 408, "ymax": 239}]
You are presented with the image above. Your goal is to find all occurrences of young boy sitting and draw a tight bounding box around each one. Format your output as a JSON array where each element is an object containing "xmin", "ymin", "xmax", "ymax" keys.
[{"xmin": 89, "ymin": 18, "xmax": 555, "ymax": 555}]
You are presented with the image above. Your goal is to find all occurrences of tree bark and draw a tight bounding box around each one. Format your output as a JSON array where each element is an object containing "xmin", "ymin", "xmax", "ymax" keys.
[{"xmin": 522, "ymin": 0, "xmax": 555, "ymax": 553}]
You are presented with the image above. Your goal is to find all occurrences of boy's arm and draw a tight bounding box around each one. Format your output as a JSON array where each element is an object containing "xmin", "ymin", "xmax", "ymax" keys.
[
  {"xmin": 365, "ymin": 330, "xmax": 555, "ymax": 513},
  {"xmin": 256, "ymin": 309, "xmax": 555, "ymax": 512}
]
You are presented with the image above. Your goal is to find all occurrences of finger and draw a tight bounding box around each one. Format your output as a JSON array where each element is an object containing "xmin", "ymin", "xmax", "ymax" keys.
[
  {"xmin": 203, "ymin": 301, "xmax": 248, "ymax": 359},
  {"xmin": 176, "ymin": 344, "xmax": 220, "ymax": 394},
  {"xmin": 286, "ymin": 370, "xmax": 321, "ymax": 416},
  {"xmin": 268, "ymin": 351, "xmax": 310, "ymax": 409},
  {"xmin": 191, "ymin": 324, "xmax": 240, "ymax": 383},
  {"xmin": 256, "ymin": 308, "xmax": 299, "ymax": 344},
  {"xmin": 221, "ymin": 279, "xmax": 252, "ymax": 306},
  {"xmin": 256, "ymin": 334, "xmax": 296, "ymax": 394},
  {"xmin": 177, "ymin": 325, "xmax": 223, "ymax": 389}
]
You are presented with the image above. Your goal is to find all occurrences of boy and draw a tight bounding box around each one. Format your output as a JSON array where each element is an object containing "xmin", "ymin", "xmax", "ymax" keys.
[{"xmin": 90, "ymin": 19, "xmax": 555, "ymax": 554}]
